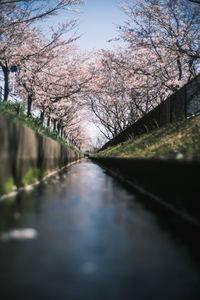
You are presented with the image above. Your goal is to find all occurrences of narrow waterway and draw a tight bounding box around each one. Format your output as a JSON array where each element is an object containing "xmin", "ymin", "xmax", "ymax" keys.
[{"xmin": 0, "ymin": 159, "xmax": 200, "ymax": 300}]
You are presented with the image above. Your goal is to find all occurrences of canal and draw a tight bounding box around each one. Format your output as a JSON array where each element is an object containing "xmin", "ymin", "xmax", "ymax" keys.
[{"xmin": 0, "ymin": 159, "xmax": 200, "ymax": 300}]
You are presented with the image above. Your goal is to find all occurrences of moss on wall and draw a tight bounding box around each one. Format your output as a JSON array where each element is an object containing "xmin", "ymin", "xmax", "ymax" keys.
[{"xmin": 2, "ymin": 177, "xmax": 16, "ymax": 194}]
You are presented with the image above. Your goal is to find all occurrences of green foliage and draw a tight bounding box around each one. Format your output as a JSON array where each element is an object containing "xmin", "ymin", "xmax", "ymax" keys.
[
  {"xmin": 0, "ymin": 101, "xmax": 25, "ymax": 114},
  {"xmin": 22, "ymin": 168, "xmax": 47, "ymax": 186},
  {"xmin": 2, "ymin": 177, "xmax": 15, "ymax": 194}
]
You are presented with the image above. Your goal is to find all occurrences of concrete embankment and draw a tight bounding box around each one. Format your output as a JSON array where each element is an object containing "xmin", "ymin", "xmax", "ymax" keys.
[
  {"xmin": 91, "ymin": 157, "xmax": 200, "ymax": 223},
  {"xmin": 0, "ymin": 114, "xmax": 82, "ymax": 195}
]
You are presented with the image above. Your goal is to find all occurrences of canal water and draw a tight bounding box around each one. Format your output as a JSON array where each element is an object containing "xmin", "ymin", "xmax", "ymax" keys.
[{"xmin": 0, "ymin": 159, "xmax": 200, "ymax": 300}]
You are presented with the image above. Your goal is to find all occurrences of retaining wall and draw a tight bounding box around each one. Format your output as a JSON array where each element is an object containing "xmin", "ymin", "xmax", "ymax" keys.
[
  {"xmin": 91, "ymin": 157, "xmax": 200, "ymax": 223},
  {"xmin": 0, "ymin": 114, "xmax": 81, "ymax": 195}
]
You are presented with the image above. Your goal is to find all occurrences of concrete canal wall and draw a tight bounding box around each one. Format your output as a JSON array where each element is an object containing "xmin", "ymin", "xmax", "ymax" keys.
[
  {"xmin": 0, "ymin": 114, "xmax": 81, "ymax": 195},
  {"xmin": 91, "ymin": 157, "xmax": 200, "ymax": 223}
]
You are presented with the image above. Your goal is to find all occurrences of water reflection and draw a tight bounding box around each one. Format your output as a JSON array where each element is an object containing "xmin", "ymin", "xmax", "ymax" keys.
[
  {"xmin": 0, "ymin": 228, "xmax": 38, "ymax": 242},
  {"xmin": 105, "ymin": 170, "xmax": 200, "ymax": 269},
  {"xmin": 0, "ymin": 159, "xmax": 200, "ymax": 300}
]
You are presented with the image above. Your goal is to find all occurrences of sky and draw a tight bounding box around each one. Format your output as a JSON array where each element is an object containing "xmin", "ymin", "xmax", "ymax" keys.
[{"xmin": 71, "ymin": 0, "xmax": 125, "ymax": 51}]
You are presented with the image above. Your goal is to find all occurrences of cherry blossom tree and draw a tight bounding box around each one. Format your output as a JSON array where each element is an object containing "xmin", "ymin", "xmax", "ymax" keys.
[
  {"xmin": 84, "ymin": 50, "xmax": 137, "ymax": 140},
  {"xmin": 0, "ymin": 20, "xmax": 33, "ymax": 101},
  {"xmin": 0, "ymin": 0, "xmax": 96, "ymax": 149},
  {"xmin": 15, "ymin": 21, "xmax": 79, "ymax": 113},
  {"xmin": 0, "ymin": 1, "xmax": 84, "ymax": 29},
  {"xmin": 85, "ymin": 0, "xmax": 200, "ymax": 141},
  {"xmin": 112, "ymin": 0, "xmax": 200, "ymax": 115},
  {"xmin": 0, "ymin": 0, "xmax": 84, "ymax": 102},
  {"xmin": 12, "ymin": 25, "xmax": 92, "ymax": 150},
  {"xmin": 119, "ymin": 0, "xmax": 200, "ymax": 76}
]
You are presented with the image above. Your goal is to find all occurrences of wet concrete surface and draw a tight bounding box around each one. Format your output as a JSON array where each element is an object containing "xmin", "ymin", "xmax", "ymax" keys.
[{"xmin": 0, "ymin": 159, "xmax": 200, "ymax": 300}]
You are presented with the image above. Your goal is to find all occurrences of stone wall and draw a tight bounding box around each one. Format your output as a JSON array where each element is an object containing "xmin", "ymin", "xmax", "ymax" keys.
[{"xmin": 0, "ymin": 114, "xmax": 81, "ymax": 194}]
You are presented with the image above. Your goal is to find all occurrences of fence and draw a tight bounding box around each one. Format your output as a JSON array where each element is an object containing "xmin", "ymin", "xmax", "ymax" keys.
[{"xmin": 100, "ymin": 74, "xmax": 200, "ymax": 151}]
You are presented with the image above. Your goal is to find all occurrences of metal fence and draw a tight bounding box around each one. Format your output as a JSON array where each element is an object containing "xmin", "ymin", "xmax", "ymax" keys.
[{"xmin": 100, "ymin": 74, "xmax": 200, "ymax": 151}]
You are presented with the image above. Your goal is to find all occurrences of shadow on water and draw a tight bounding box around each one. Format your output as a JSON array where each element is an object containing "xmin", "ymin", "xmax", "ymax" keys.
[
  {"xmin": 101, "ymin": 166, "xmax": 200, "ymax": 268},
  {"xmin": 0, "ymin": 159, "xmax": 200, "ymax": 300}
]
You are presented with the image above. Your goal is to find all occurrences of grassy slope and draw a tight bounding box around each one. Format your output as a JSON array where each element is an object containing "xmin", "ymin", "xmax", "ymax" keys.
[{"xmin": 94, "ymin": 114, "xmax": 200, "ymax": 160}]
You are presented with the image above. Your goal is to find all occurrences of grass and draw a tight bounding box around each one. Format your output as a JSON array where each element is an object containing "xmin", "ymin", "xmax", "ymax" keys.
[
  {"xmin": 93, "ymin": 114, "xmax": 200, "ymax": 160},
  {"xmin": 0, "ymin": 101, "xmax": 81, "ymax": 153}
]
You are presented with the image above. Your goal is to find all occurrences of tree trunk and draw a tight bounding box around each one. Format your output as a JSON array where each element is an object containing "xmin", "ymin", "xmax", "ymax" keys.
[
  {"xmin": 40, "ymin": 106, "xmax": 45, "ymax": 124},
  {"xmin": 47, "ymin": 117, "xmax": 51, "ymax": 127},
  {"xmin": 61, "ymin": 126, "xmax": 64, "ymax": 137},
  {"xmin": 27, "ymin": 94, "xmax": 33, "ymax": 117},
  {"xmin": 53, "ymin": 119, "xmax": 57, "ymax": 132},
  {"xmin": 57, "ymin": 123, "xmax": 61, "ymax": 136},
  {"xmin": 2, "ymin": 66, "xmax": 10, "ymax": 102}
]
